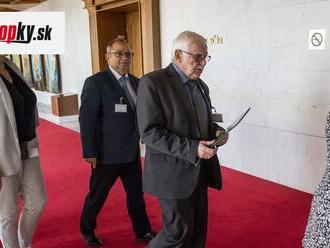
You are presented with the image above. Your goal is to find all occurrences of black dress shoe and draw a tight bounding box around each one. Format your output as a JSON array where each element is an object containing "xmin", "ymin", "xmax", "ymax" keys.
[
  {"xmin": 81, "ymin": 233, "xmax": 102, "ymax": 247},
  {"xmin": 136, "ymin": 230, "xmax": 157, "ymax": 242}
]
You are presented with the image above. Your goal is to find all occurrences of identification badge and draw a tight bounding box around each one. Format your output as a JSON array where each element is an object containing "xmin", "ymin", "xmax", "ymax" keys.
[{"xmin": 115, "ymin": 104, "xmax": 127, "ymax": 113}]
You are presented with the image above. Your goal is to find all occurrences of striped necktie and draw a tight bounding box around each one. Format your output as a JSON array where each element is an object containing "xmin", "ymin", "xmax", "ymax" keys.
[{"xmin": 119, "ymin": 76, "xmax": 137, "ymax": 109}]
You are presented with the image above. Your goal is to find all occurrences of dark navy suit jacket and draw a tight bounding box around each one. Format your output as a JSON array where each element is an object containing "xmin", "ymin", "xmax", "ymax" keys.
[{"xmin": 79, "ymin": 69, "xmax": 140, "ymax": 164}]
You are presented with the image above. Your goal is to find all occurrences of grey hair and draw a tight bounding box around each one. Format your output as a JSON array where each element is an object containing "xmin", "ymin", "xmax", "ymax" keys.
[
  {"xmin": 106, "ymin": 36, "xmax": 132, "ymax": 51},
  {"xmin": 171, "ymin": 31, "xmax": 207, "ymax": 61}
]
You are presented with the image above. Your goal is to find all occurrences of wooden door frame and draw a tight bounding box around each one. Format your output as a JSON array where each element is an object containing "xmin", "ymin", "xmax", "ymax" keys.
[{"xmin": 84, "ymin": 0, "xmax": 160, "ymax": 74}]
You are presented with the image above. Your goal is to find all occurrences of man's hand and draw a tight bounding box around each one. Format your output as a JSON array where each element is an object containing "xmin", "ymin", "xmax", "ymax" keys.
[
  {"xmin": 84, "ymin": 157, "xmax": 97, "ymax": 169},
  {"xmin": 197, "ymin": 140, "xmax": 218, "ymax": 160}
]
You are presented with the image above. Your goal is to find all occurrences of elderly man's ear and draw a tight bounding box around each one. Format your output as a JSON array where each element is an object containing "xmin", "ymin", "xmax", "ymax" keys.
[{"xmin": 174, "ymin": 50, "xmax": 182, "ymax": 62}]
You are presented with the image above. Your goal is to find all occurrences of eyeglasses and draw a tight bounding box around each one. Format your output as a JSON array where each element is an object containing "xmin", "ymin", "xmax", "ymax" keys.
[
  {"xmin": 179, "ymin": 50, "xmax": 211, "ymax": 62},
  {"xmin": 108, "ymin": 51, "xmax": 134, "ymax": 58}
]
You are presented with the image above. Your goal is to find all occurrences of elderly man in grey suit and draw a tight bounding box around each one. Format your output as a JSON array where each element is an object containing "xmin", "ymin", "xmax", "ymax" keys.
[{"xmin": 137, "ymin": 31, "xmax": 228, "ymax": 248}]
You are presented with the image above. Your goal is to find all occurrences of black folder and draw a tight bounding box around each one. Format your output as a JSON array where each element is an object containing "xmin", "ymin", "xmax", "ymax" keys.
[{"xmin": 209, "ymin": 107, "xmax": 251, "ymax": 148}]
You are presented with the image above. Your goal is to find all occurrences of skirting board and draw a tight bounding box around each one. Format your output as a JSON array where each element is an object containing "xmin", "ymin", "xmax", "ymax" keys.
[{"xmin": 39, "ymin": 111, "xmax": 78, "ymax": 124}]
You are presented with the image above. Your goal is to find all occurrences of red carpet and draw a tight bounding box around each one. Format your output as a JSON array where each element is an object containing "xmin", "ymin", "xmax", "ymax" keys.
[{"xmin": 3, "ymin": 120, "xmax": 313, "ymax": 247}]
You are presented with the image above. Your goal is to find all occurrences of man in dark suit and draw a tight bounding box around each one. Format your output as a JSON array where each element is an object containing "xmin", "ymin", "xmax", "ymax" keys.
[
  {"xmin": 137, "ymin": 31, "xmax": 228, "ymax": 248},
  {"xmin": 79, "ymin": 37, "xmax": 155, "ymax": 247}
]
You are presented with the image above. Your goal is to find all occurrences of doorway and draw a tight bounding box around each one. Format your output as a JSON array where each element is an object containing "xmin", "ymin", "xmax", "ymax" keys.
[
  {"xmin": 94, "ymin": 2, "xmax": 142, "ymax": 77},
  {"xmin": 85, "ymin": 0, "xmax": 160, "ymax": 76}
]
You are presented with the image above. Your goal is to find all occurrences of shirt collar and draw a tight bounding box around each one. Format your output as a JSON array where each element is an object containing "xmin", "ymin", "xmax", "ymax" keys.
[
  {"xmin": 172, "ymin": 63, "xmax": 189, "ymax": 84},
  {"xmin": 109, "ymin": 66, "xmax": 128, "ymax": 81}
]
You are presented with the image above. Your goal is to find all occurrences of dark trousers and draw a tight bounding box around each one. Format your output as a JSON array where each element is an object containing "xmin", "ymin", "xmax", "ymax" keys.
[
  {"xmin": 148, "ymin": 170, "xmax": 208, "ymax": 248},
  {"xmin": 80, "ymin": 159, "xmax": 151, "ymax": 237}
]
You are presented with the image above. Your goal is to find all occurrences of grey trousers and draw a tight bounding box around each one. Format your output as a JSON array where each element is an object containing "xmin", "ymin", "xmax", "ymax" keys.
[
  {"xmin": 148, "ymin": 179, "xmax": 208, "ymax": 248},
  {"xmin": 0, "ymin": 157, "xmax": 47, "ymax": 248}
]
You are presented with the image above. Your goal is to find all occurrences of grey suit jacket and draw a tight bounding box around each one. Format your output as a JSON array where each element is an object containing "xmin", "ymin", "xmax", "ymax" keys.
[
  {"xmin": 137, "ymin": 64, "xmax": 222, "ymax": 199},
  {"xmin": 0, "ymin": 58, "xmax": 40, "ymax": 177}
]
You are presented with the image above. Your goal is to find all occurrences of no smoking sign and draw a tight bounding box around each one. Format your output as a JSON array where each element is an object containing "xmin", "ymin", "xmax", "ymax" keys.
[{"xmin": 309, "ymin": 29, "xmax": 326, "ymax": 49}]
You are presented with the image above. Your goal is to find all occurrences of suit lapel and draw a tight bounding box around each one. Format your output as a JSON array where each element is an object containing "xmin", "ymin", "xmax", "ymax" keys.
[
  {"xmin": 165, "ymin": 64, "xmax": 197, "ymax": 124},
  {"xmin": 196, "ymin": 80, "xmax": 212, "ymax": 110},
  {"xmin": 0, "ymin": 78, "xmax": 18, "ymax": 139},
  {"xmin": 5, "ymin": 58, "xmax": 41, "ymax": 128},
  {"xmin": 101, "ymin": 69, "xmax": 125, "ymax": 99},
  {"xmin": 196, "ymin": 80, "xmax": 214, "ymax": 138},
  {"xmin": 5, "ymin": 58, "xmax": 30, "ymax": 87}
]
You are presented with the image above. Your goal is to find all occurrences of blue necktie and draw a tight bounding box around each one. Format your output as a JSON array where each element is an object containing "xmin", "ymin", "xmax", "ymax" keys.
[{"xmin": 119, "ymin": 76, "xmax": 136, "ymax": 110}]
